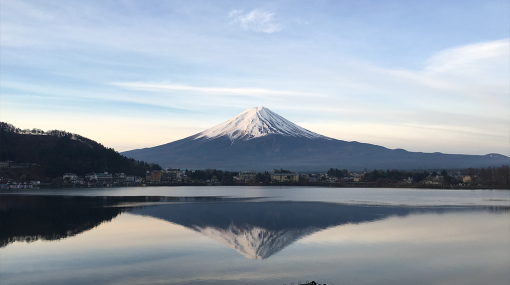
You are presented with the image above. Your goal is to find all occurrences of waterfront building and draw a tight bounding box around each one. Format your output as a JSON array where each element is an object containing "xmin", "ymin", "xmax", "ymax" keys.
[
  {"xmin": 239, "ymin": 170, "xmax": 257, "ymax": 182},
  {"xmin": 63, "ymin": 173, "xmax": 78, "ymax": 181},
  {"xmin": 271, "ymin": 173, "xmax": 299, "ymax": 182}
]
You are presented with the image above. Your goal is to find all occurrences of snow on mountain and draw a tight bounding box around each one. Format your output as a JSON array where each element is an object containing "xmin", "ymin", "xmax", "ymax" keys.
[
  {"xmin": 194, "ymin": 224, "xmax": 318, "ymax": 260},
  {"xmin": 194, "ymin": 107, "xmax": 330, "ymax": 143}
]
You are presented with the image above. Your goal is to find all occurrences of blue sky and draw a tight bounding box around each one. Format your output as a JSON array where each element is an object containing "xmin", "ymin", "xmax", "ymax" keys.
[{"xmin": 1, "ymin": 0, "xmax": 509, "ymax": 155}]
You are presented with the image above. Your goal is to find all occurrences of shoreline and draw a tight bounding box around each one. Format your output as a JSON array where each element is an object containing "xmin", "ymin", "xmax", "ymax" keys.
[{"xmin": 2, "ymin": 182, "xmax": 508, "ymax": 190}]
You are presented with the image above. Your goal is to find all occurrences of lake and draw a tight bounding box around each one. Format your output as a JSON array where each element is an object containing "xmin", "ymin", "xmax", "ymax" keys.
[{"xmin": 1, "ymin": 186, "xmax": 509, "ymax": 285}]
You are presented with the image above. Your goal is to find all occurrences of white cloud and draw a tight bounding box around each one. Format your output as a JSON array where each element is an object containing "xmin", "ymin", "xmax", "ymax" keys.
[
  {"xmin": 424, "ymin": 39, "xmax": 509, "ymax": 73},
  {"xmin": 229, "ymin": 9, "xmax": 283, "ymax": 33},
  {"xmin": 387, "ymin": 39, "xmax": 510, "ymax": 105},
  {"xmin": 112, "ymin": 82, "xmax": 319, "ymax": 98}
]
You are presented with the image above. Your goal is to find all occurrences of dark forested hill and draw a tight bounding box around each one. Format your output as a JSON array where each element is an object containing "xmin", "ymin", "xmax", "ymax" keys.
[{"xmin": 0, "ymin": 122, "xmax": 161, "ymax": 178}]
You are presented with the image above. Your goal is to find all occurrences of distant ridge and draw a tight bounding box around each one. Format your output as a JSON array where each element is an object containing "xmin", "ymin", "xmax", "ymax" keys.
[{"xmin": 121, "ymin": 107, "xmax": 509, "ymax": 171}]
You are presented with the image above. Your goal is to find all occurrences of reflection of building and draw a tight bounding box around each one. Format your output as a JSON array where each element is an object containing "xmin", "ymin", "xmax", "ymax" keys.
[
  {"xmin": 271, "ymin": 173, "xmax": 299, "ymax": 182},
  {"xmin": 239, "ymin": 170, "xmax": 257, "ymax": 182}
]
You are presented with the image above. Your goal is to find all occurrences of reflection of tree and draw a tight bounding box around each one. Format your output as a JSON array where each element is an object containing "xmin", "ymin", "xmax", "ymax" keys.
[
  {"xmin": 0, "ymin": 196, "xmax": 129, "ymax": 248},
  {"xmin": 0, "ymin": 195, "xmax": 252, "ymax": 248}
]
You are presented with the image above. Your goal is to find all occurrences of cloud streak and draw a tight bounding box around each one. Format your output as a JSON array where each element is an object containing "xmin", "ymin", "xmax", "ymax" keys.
[
  {"xmin": 112, "ymin": 82, "xmax": 318, "ymax": 98},
  {"xmin": 229, "ymin": 9, "xmax": 283, "ymax": 33},
  {"xmin": 424, "ymin": 39, "xmax": 509, "ymax": 73}
]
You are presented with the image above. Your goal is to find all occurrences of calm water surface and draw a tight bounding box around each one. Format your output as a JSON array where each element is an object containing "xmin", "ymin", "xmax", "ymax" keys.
[{"xmin": 1, "ymin": 187, "xmax": 509, "ymax": 285}]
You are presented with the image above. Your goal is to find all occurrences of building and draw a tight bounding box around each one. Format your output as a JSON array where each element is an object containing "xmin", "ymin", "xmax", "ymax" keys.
[
  {"xmin": 126, "ymin": 176, "xmax": 140, "ymax": 182},
  {"xmin": 328, "ymin": 177, "xmax": 339, "ymax": 182},
  {"xmin": 162, "ymin": 168, "xmax": 181, "ymax": 182},
  {"xmin": 96, "ymin": 173, "xmax": 113, "ymax": 183},
  {"xmin": 113, "ymin": 173, "xmax": 126, "ymax": 183},
  {"xmin": 63, "ymin": 173, "xmax": 78, "ymax": 181},
  {"xmin": 239, "ymin": 170, "xmax": 257, "ymax": 182},
  {"xmin": 167, "ymin": 168, "xmax": 181, "ymax": 176},
  {"xmin": 271, "ymin": 173, "xmax": 299, "ymax": 182},
  {"xmin": 88, "ymin": 172, "xmax": 113, "ymax": 184},
  {"xmin": 463, "ymin": 175, "xmax": 472, "ymax": 183},
  {"xmin": 151, "ymin": 170, "xmax": 164, "ymax": 182}
]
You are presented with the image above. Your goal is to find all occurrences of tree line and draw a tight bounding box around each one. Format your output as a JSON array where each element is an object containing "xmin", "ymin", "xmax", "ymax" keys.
[
  {"xmin": 326, "ymin": 166, "xmax": 509, "ymax": 187},
  {"xmin": 470, "ymin": 166, "xmax": 510, "ymax": 187}
]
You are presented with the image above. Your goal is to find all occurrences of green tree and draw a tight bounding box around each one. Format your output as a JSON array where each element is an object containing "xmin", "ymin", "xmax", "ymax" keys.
[
  {"xmin": 412, "ymin": 172, "xmax": 426, "ymax": 183},
  {"xmin": 441, "ymin": 169, "xmax": 452, "ymax": 184}
]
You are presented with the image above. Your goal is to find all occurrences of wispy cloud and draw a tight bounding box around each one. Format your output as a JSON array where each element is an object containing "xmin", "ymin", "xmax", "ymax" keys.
[
  {"xmin": 229, "ymin": 9, "xmax": 283, "ymax": 33},
  {"xmin": 112, "ymin": 82, "xmax": 318, "ymax": 98},
  {"xmin": 424, "ymin": 39, "xmax": 509, "ymax": 73},
  {"xmin": 401, "ymin": 39, "xmax": 509, "ymax": 102}
]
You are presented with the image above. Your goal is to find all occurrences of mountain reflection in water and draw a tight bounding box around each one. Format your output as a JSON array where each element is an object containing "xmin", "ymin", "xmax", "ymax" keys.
[
  {"xmin": 1, "ymin": 195, "xmax": 506, "ymax": 259},
  {"xmin": 130, "ymin": 202, "xmax": 505, "ymax": 259}
]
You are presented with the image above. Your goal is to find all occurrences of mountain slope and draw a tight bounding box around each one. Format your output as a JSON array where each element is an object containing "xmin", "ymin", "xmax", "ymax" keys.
[{"xmin": 122, "ymin": 107, "xmax": 509, "ymax": 171}]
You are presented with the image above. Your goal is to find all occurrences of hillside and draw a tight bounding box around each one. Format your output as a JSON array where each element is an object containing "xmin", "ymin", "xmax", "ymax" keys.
[{"xmin": 0, "ymin": 122, "xmax": 161, "ymax": 179}]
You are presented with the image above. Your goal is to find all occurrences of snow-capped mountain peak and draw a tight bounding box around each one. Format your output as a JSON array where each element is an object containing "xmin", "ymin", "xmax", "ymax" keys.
[{"xmin": 194, "ymin": 107, "xmax": 329, "ymax": 143}]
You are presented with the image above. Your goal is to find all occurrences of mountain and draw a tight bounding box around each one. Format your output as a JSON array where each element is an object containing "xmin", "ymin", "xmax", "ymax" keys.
[
  {"xmin": 0, "ymin": 122, "xmax": 161, "ymax": 179},
  {"xmin": 122, "ymin": 107, "xmax": 509, "ymax": 171}
]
